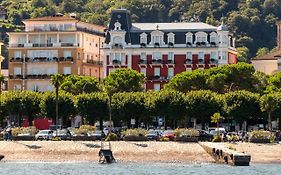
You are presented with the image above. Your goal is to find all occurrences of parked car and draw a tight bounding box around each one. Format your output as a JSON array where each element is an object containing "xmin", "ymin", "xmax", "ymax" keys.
[
  {"xmin": 53, "ymin": 129, "xmax": 71, "ymax": 140},
  {"xmin": 88, "ymin": 130, "xmax": 103, "ymax": 140},
  {"xmin": 161, "ymin": 130, "xmax": 175, "ymax": 141},
  {"xmin": 35, "ymin": 130, "xmax": 53, "ymax": 141},
  {"xmin": 146, "ymin": 130, "xmax": 160, "ymax": 141},
  {"xmin": 198, "ymin": 129, "xmax": 213, "ymax": 141},
  {"xmin": 209, "ymin": 128, "xmax": 226, "ymax": 136}
]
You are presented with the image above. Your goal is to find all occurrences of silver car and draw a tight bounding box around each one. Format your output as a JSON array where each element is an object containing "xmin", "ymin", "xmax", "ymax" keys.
[{"xmin": 35, "ymin": 130, "xmax": 53, "ymax": 141}]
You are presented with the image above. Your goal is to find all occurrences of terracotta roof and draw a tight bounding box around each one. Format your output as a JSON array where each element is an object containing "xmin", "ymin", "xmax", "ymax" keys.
[
  {"xmin": 24, "ymin": 16, "xmax": 78, "ymax": 22},
  {"xmin": 252, "ymin": 50, "xmax": 281, "ymax": 61}
]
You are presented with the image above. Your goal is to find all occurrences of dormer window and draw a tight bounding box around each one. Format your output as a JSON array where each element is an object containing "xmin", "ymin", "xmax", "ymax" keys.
[
  {"xmin": 185, "ymin": 32, "xmax": 193, "ymax": 46},
  {"xmin": 195, "ymin": 32, "xmax": 207, "ymax": 46},
  {"xmin": 114, "ymin": 21, "xmax": 122, "ymax": 30},
  {"xmin": 167, "ymin": 33, "xmax": 175, "ymax": 46},
  {"xmin": 210, "ymin": 32, "xmax": 217, "ymax": 46},
  {"xmin": 150, "ymin": 30, "xmax": 164, "ymax": 45},
  {"xmin": 140, "ymin": 33, "xmax": 147, "ymax": 46}
]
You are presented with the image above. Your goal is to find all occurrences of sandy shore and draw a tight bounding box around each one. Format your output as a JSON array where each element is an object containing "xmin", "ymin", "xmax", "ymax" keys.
[{"xmin": 0, "ymin": 141, "xmax": 280, "ymax": 163}]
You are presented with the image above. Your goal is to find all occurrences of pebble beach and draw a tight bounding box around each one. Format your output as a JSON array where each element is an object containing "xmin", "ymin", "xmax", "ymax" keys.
[{"xmin": 0, "ymin": 141, "xmax": 280, "ymax": 163}]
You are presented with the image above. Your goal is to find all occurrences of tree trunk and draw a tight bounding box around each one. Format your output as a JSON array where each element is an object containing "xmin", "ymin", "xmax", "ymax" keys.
[
  {"xmin": 268, "ymin": 111, "xmax": 272, "ymax": 131},
  {"xmin": 55, "ymin": 86, "xmax": 59, "ymax": 136},
  {"xmin": 99, "ymin": 116, "xmax": 103, "ymax": 131}
]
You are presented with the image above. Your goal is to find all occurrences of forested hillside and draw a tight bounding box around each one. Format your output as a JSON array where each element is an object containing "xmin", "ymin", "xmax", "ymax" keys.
[{"xmin": 1, "ymin": 0, "xmax": 281, "ymax": 60}]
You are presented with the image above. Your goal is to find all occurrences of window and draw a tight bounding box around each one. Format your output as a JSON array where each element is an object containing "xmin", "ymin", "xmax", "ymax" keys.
[
  {"xmin": 63, "ymin": 51, "xmax": 72, "ymax": 58},
  {"xmin": 168, "ymin": 68, "xmax": 174, "ymax": 78},
  {"xmin": 32, "ymin": 68, "xmax": 40, "ymax": 75},
  {"xmin": 113, "ymin": 36, "xmax": 122, "ymax": 45},
  {"xmin": 14, "ymin": 84, "xmax": 22, "ymax": 90},
  {"xmin": 47, "ymin": 68, "xmax": 56, "ymax": 75},
  {"xmin": 168, "ymin": 52, "xmax": 174, "ymax": 60},
  {"xmin": 63, "ymin": 67, "xmax": 71, "ymax": 75},
  {"xmin": 222, "ymin": 35, "xmax": 228, "ymax": 44},
  {"xmin": 186, "ymin": 32, "xmax": 193, "ymax": 44},
  {"xmin": 152, "ymin": 52, "xmax": 162, "ymax": 60},
  {"xmin": 154, "ymin": 68, "xmax": 160, "ymax": 76},
  {"xmin": 210, "ymin": 36, "xmax": 216, "ymax": 43},
  {"xmin": 195, "ymin": 32, "xmax": 207, "ymax": 43},
  {"xmin": 151, "ymin": 30, "xmax": 164, "ymax": 45},
  {"xmin": 198, "ymin": 52, "xmax": 204, "ymax": 60},
  {"xmin": 14, "ymin": 51, "xmax": 22, "ymax": 58},
  {"xmin": 186, "ymin": 52, "xmax": 192, "ymax": 60},
  {"xmin": 152, "ymin": 36, "xmax": 162, "ymax": 44},
  {"xmin": 32, "ymin": 85, "xmax": 39, "ymax": 91},
  {"xmin": 222, "ymin": 51, "xmax": 227, "ymax": 60},
  {"xmin": 141, "ymin": 68, "xmax": 146, "ymax": 76},
  {"xmin": 14, "ymin": 67, "xmax": 21, "ymax": 75},
  {"xmin": 140, "ymin": 52, "xmax": 146, "ymax": 60},
  {"xmin": 167, "ymin": 33, "xmax": 175, "ymax": 44},
  {"xmin": 154, "ymin": 83, "xmax": 161, "ymax": 91},
  {"xmin": 140, "ymin": 33, "xmax": 147, "ymax": 44},
  {"xmin": 211, "ymin": 52, "xmax": 217, "ymax": 59}
]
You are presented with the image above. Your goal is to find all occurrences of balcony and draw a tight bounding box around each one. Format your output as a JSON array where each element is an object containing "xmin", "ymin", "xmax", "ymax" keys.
[
  {"xmin": 148, "ymin": 76, "xmax": 168, "ymax": 81},
  {"xmin": 61, "ymin": 43, "xmax": 74, "ymax": 47},
  {"xmin": 112, "ymin": 43, "xmax": 123, "ymax": 49},
  {"xmin": 167, "ymin": 59, "xmax": 175, "ymax": 64},
  {"xmin": 26, "ymin": 74, "xmax": 52, "ymax": 79},
  {"xmin": 86, "ymin": 59, "xmax": 103, "ymax": 66},
  {"xmin": 185, "ymin": 58, "xmax": 193, "ymax": 64},
  {"xmin": 140, "ymin": 43, "xmax": 146, "ymax": 48},
  {"xmin": 198, "ymin": 58, "xmax": 205, "ymax": 65},
  {"xmin": 27, "ymin": 57, "xmax": 58, "ymax": 62},
  {"xmin": 9, "ymin": 74, "xmax": 23, "ymax": 79},
  {"xmin": 59, "ymin": 57, "xmax": 74, "ymax": 62},
  {"xmin": 10, "ymin": 57, "xmax": 23, "ymax": 62},
  {"xmin": 209, "ymin": 58, "xmax": 218, "ymax": 64},
  {"xmin": 139, "ymin": 59, "xmax": 147, "ymax": 64},
  {"xmin": 112, "ymin": 59, "xmax": 122, "ymax": 65},
  {"xmin": 10, "ymin": 44, "xmax": 24, "ymax": 47},
  {"xmin": 151, "ymin": 59, "xmax": 162, "ymax": 64}
]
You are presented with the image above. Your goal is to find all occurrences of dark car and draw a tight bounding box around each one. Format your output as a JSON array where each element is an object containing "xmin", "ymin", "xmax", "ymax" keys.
[
  {"xmin": 53, "ymin": 129, "xmax": 71, "ymax": 140},
  {"xmin": 198, "ymin": 129, "xmax": 213, "ymax": 141},
  {"xmin": 146, "ymin": 130, "xmax": 160, "ymax": 141}
]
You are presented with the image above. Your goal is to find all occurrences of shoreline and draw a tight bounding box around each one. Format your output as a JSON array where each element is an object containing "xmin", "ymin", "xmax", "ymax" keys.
[{"xmin": 0, "ymin": 141, "xmax": 280, "ymax": 164}]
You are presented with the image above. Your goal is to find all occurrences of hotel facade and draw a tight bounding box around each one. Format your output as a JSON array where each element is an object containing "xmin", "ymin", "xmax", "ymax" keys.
[
  {"xmin": 8, "ymin": 14, "xmax": 105, "ymax": 91},
  {"xmin": 103, "ymin": 9, "xmax": 237, "ymax": 90}
]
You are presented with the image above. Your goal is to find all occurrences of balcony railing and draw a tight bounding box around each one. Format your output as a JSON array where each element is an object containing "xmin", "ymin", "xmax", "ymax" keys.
[
  {"xmin": 151, "ymin": 59, "xmax": 162, "ymax": 64},
  {"xmin": 10, "ymin": 44, "xmax": 24, "ymax": 47},
  {"xmin": 10, "ymin": 43, "xmax": 76, "ymax": 48},
  {"xmin": 185, "ymin": 59, "xmax": 193, "ymax": 64},
  {"xmin": 9, "ymin": 74, "xmax": 23, "ymax": 79},
  {"xmin": 86, "ymin": 59, "xmax": 103, "ymax": 65},
  {"xmin": 139, "ymin": 59, "xmax": 147, "ymax": 64},
  {"xmin": 10, "ymin": 57, "xmax": 23, "ymax": 62},
  {"xmin": 59, "ymin": 57, "xmax": 74, "ymax": 62},
  {"xmin": 112, "ymin": 59, "xmax": 122, "ymax": 65},
  {"xmin": 148, "ymin": 76, "xmax": 168, "ymax": 81},
  {"xmin": 61, "ymin": 43, "xmax": 74, "ymax": 47},
  {"xmin": 210, "ymin": 58, "xmax": 218, "ymax": 64},
  {"xmin": 27, "ymin": 57, "xmax": 58, "ymax": 62},
  {"xmin": 167, "ymin": 59, "xmax": 175, "ymax": 64},
  {"xmin": 198, "ymin": 59, "xmax": 205, "ymax": 64},
  {"xmin": 26, "ymin": 74, "xmax": 52, "ymax": 79}
]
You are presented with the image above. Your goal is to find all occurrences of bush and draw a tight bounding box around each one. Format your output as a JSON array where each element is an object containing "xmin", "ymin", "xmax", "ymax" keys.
[
  {"xmin": 249, "ymin": 130, "xmax": 275, "ymax": 143},
  {"xmin": 106, "ymin": 132, "xmax": 117, "ymax": 141},
  {"xmin": 174, "ymin": 128, "xmax": 199, "ymax": 137},
  {"xmin": 121, "ymin": 128, "xmax": 148, "ymax": 137},
  {"xmin": 73, "ymin": 125, "xmax": 96, "ymax": 136},
  {"xmin": 12, "ymin": 126, "xmax": 38, "ymax": 136},
  {"xmin": 212, "ymin": 135, "xmax": 222, "ymax": 142}
]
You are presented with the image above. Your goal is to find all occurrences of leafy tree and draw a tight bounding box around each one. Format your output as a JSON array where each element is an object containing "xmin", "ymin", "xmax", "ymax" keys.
[
  {"xmin": 76, "ymin": 93, "xmax": 108, "ymax": 129},
  {"xmin": 211, "ymin": 112, "xmax": 223, "ymax": 136},
  {"xmin": 185, "ymin": 90, "xmax": 220, "ymax": 129},
  {"xmin": 256, "ymin": 47, "xmax": 270, "ymax": 57},
  {"xmin": 164, "ymin": 70, "xmax": 207, "ymax": 93},
  {"xmin": 150, "ymin": 90, "xmax": 186, "ymax": 129},
  {"xmin": 40, "ymin": 92, "xmax": 75, "ymax": 127},
  {"xmin": 236, "ymin": 46, "xmax": 250, "ymax": 62},
  {"xmin": 103, "ymin": 68, "xmax": 146, "ymax": 93},
  {"xmin": 60, "ymin": 75, "xmax": 100, "ymax": 95},
  {"xmin": 223, "ymin": 90, "xmax": 260, "ymax": 129},
  {"xmin": 260, "ymin": 93, "xmax": 280, "ymax": 131}
]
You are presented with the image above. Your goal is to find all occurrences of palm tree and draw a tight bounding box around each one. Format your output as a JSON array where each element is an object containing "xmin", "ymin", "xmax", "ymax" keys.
[
  {"xmin": 0, "ymin": 74, "xmax": 4, "ymax": 94},
  {"xmin": 51, "ymin": 74, "xmax": 65, "ymax": 135}
]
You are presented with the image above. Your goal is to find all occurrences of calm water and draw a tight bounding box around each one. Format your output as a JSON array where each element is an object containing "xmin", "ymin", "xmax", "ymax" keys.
[{"xmin": 0, "ymin": 162, "xmax": 280, "ymax": 175}]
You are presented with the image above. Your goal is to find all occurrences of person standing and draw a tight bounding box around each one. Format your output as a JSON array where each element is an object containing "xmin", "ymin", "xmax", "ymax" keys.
[{"xmin": 276, "ymin": 130, "xmax": 280, "ymax": 144}]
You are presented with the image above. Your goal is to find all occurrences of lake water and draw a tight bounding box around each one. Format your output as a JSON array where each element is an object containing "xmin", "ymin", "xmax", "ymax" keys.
[{"xmin": 0, "ymin": 162, "xmax": 280, "ymax": 175}]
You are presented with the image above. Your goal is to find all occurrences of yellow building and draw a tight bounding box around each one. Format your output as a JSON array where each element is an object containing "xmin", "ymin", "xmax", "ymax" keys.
[{"xmin": 8, "ymin": 14, "xmax": 105, "ymax": 91}]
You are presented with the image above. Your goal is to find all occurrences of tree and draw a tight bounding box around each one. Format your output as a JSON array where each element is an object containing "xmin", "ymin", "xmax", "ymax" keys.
[
  {"xmin": 50, "ymin": 74, "xmax": 66, "ymax": 129},
  {"xmin": 0, "ymin": 74, "xmax": 4, "ymax": 94},
  {"xmin": 164, "ymin": 69, "xmax": 207, "ymax": 93},
  {"xmin": 260, "ymin": 93, "xmax": 280, "ymax": 131},
  {"xmin": 185, "ymin": 90, "xmax": 220, "ymax": 129},
  {"xmin": 211, "ymin": 112, "xmax": 223, "ymax": 136},
  {"xmin": 111, "ymin": 92, "xmax": 148, "ymax": 128},
  {"xmin": 60, "ymin": 75, "xmax": 100, "ymax": 95},
  {"xmin": 76, "ymin": 93, "xmax": 108, "ymax": 130},
  {"xmin": 150, "ymin": 90, "xmax": 186, "ymax": 129},
  {"xmin": 236, "ymin": 46, "xmax": 250, "ymax": 62},
  {"xmin": 40, "ymin": 92, "xmax": 75, "ymax": 126},
  {"xmin": 256, "ymin": 47, "xmax": 270, "ymax": 57},
  {"xmin": 103, "ymin": 68, "xmax": 146, "ymax": 93},
  {"xmin": 223, "ymin": 90, "xmax": 260, "ymax": 130}
]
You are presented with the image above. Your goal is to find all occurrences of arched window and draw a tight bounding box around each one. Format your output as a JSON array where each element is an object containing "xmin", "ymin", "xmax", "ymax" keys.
[{"xmin": 113, "ymin": 36, "xmax": 122, "ymax": 45}]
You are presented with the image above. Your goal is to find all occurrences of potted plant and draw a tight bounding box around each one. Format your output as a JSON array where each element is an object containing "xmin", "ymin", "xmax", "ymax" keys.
[
  {"xmin": 174, "ymin": 128, "xmax": 200, "ymax": 142},
  {"xmin": 122, "ymin": 128, "xmax": 148, "ymax": 141}
]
